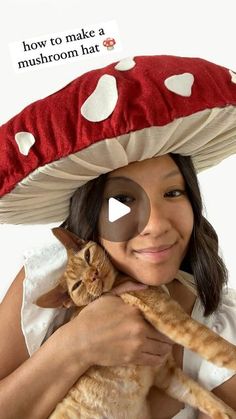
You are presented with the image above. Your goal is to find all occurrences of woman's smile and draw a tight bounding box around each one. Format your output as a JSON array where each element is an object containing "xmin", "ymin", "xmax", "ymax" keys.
[{"xmin": 133, "ymin": 242, "xmax": 177, "ymax": 263}]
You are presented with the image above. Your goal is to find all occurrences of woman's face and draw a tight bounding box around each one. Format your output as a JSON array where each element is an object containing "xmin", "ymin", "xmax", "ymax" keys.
[{"xmin": 98, "ymin": 155, "xmax": 194, "ymax": 286}]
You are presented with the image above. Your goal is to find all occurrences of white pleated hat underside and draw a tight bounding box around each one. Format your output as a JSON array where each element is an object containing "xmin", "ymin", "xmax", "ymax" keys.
[{"xmin": 1, "ymin": 105, "xmax": 236, "ymax": 224}]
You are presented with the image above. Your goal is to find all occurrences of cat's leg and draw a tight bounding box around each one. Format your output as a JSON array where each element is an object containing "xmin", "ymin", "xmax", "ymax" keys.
[
  {"xmin": 120, "ymin": 289, "xmax": 236, "ymax": 371},
  {"xmin": 153, "ymin": 358, "xmax": 236, "ymax": 419}
]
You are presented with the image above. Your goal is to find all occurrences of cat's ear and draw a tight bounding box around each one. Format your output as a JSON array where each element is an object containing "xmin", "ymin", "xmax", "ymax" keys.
[
  {"xmin": 52, "ymin": 227, "xmax": 86, "ymax": 252},
  {"xmin": 34, "ymin": 283, "xmax": 74, "ymax": 308}
]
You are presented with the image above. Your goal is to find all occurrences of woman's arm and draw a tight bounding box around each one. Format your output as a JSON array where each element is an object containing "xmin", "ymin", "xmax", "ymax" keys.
[
  {"xmin": 212, "ymin": 374, "xmax": 236, "ymax": 410},
  {"xmin": 0, "ymin": 328, "xmax": 91, "ymax": 419},
  {"xmin": 197, "ymin": 374, "xmax": 236, "ymax": 418},
  {"xmin": 0, "ymin": 268, "xmax": 91, "ymax": 419},
  {"xmin": 0, "ymin": 268, "xmax": 29, "ymax": 378}
]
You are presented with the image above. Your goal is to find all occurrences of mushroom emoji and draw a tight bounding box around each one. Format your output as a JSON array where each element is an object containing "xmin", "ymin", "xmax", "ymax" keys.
[
  {"xmin": 1, "ymin": 55, "xmax": 236, "ymax": 224},
  {"xmin": 103, "ymin": 37, "xmax": 116, "ymax": 50}
]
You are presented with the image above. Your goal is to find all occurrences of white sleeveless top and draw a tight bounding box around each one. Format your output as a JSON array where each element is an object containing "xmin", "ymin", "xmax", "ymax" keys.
[{"xmin": 21, "ymin": 231, "xmax": 236, "ymax": 418}]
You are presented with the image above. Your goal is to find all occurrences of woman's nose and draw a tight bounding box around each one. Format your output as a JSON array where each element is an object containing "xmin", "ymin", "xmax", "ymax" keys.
[{"xmin": 139, "ymin": 201, "xmax": 171, "ymax": 236}]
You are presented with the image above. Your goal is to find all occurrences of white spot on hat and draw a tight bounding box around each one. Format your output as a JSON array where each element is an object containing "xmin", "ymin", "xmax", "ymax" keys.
[
  {"xmin": 15, "ymin": 131, "xmax": 35, "ymax": 156},
  {"xmin": 115, "ymin": 57, "xmax": 136, "ymax": 71},
  {"xmin": 229, "ymin": 69, "xmax": 236, "ymax": 84},
  {"xmin": 164, "ymin": 73, "xmax": 194, "ymax": 97},
  {"xmin": 81, "ymin": 74, "xmax": 118, "ymax": 122}
]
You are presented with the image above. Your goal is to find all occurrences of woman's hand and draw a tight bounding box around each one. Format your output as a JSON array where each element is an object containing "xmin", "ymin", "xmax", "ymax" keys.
[{"xmin": 65, "ymin": 280, "xmax": 174, "ymax": 368}]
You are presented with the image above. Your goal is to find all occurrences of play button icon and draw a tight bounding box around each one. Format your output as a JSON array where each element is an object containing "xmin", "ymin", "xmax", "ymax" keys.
[
  {"xmin": 97, "ymin": 177, "xmax": 151, "ymax": 242},
  {"xmin": 108, "ymin": 197, "xmax": 131, "ymax": 222}
]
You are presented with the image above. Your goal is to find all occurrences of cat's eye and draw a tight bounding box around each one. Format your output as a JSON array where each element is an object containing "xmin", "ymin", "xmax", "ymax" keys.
[
  {"xmin": 85, "ymin": 248, "xmax": 90, "ymax": 264},
  {"xmin": 72, "ymin": 282, "xmax": 81, "ymax": 292}
]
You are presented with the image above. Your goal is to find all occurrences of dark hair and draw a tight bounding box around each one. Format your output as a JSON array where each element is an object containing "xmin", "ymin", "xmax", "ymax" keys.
[{"xmin": 60, "ymin": 153, "xmax": 228, "ymax": 316}]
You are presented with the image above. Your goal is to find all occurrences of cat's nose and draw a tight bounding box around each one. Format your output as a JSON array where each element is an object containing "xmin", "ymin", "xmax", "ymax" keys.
[{"xmin": 91, "ymin": 270, "xmax": 99, "ymax": 281}]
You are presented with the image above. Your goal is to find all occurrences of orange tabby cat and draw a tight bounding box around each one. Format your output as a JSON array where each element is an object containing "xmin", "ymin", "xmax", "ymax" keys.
[{"xmin": 35, "ymin": 227, "xmax": 236, "ymax": 419}]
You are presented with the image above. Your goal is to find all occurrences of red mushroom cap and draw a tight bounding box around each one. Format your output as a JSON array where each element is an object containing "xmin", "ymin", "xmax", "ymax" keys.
[
  {"xmin": 103, "ymin": 37, "xmax": 116, "ymax": 47},
  {"xmin": 1, "ymin": 55, "xmax": 236, "ymax": 224}
]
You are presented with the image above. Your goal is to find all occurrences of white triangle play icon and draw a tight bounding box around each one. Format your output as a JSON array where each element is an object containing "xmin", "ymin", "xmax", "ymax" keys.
[{"xmin": 108, "ymin": 197, "xmax": 131, "ymax": 222}]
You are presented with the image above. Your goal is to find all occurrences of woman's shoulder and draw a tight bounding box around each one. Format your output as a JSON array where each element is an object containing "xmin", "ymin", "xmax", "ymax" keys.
[
  {"xmin": 220, "ymin": 285, "xmax": 236, "ymax": 308},
  {"xmin": 22, "ymin": 236, "xmax": 69, "ymax": 355},
  {"xmin": 190, "ymin": 285, "xmax": 236, "ymax": 353},
  {"xmin": 0, "ymin": 267, "xmax": 29, "ymax": 379},
  {"xmin": 211, "ymin": 286, "xmax": 236, "ymax": 341},
  {"xmin": 192, "ymin": 285, "xmax": 236, "ymax": 391}
]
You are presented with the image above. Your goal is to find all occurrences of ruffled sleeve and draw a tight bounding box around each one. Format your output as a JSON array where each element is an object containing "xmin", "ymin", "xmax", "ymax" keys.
[
  {"xmin": 21, "ymin": 231, "xmax": 69, "ymax": 356},
  {"xmin": 197, "ymin": 286, "xmax": 236, "ymax": 390}
]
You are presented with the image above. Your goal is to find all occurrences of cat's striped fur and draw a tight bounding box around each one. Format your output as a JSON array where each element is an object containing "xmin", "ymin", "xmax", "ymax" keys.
[{"xmin": 36, "ymin": 228, "xmax": 236, "ymax": 418}]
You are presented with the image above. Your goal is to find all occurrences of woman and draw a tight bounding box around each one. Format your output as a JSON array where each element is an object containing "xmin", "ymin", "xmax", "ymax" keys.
[{"xmin": 0, "ymin": 55, "xmax": 236, "ymax": 418}]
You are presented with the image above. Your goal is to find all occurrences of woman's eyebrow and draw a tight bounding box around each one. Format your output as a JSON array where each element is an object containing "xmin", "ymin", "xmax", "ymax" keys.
[
  {"xmin": 106, "ymin": 176, "xmax": 133, "ymax": 182},
  {"xmin": 161, "ymin": 169, "xmax": 182, "ymax": 179}
]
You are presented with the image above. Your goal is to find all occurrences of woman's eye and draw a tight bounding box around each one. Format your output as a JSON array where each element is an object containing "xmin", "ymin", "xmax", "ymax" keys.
[
  {"xmin": 85, "ymin": 248, "xmax": 90, "ymax": 264},
  {"xmin": 165, "ymin": 189, "xmax": 185, "ymax": 198},
  {"xmin": 111, "ymin": 194, "xmax": 134, "ymax": 204}
]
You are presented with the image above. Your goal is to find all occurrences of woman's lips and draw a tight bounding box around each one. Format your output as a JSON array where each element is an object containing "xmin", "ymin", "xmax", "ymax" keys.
[{"xmin": 134, "ymin": 244, "xmax": 175, "ymax": 262}]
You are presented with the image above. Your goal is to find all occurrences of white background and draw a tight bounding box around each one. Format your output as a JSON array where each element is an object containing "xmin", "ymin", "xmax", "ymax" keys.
[{"xmin": 1, "ymin": 0, "xmax": 236, "ymax": 302}]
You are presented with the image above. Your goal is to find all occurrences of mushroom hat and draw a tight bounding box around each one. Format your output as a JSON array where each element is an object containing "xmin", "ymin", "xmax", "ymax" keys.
[{"xmin": 1, "ymin": 54, "xmax": 236, "ymax": 224}]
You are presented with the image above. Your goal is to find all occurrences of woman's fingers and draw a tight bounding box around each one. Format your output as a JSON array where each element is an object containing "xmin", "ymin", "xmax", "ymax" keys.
[
  {"xmin": 133, "ymin": 351, "xmax": 170, "ymax": 366},
  {"xmin": 108, "ymin": 282, "xmax": 175, "ymax": 345},
  {"xmin": 144, "ymin": 337, "xmax": 173, "ymax": 355},
  {"xmin": 145, "ymin": 323, "xmax": 175, "ymax": 345},
  {"xmin": 105, "ymin": 282, "xmax": 175, "ymax": 347}
]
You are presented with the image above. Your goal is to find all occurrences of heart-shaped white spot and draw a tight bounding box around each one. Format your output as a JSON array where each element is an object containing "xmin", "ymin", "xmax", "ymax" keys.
[
  {"xmin": 15, "ymin": 131, "xmax": 35, "ymax": 156},
  {"xmin": 229, "ymin": 69, "xmax": 236, "ymax": 84},
  {"xmin": 164, "ymin": 73, "xmax": 194, "ymax": 97},
  {"xmin": 81, "ymin": 74, "xmax": 118, "ymax": 122},
  {"xmin": 115, "ymin": 57, "xmax": 136, "ymax": 71}
]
